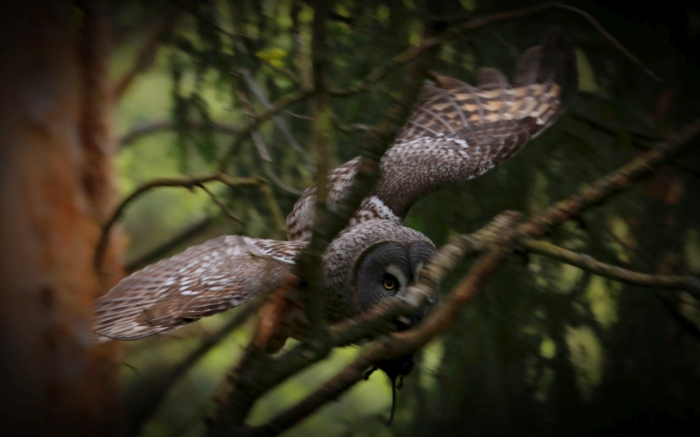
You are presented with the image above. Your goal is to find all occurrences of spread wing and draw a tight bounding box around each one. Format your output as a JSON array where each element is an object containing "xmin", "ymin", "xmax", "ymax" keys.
[
  {"xmin": 93, "ymin": 236, "xmax": 304, "ymax": 341},
  {"xmin": 375, "ymin": 29, "xmax": 577, "ymax": 217},
  {"xmin": 286, "ymin": 29, "xmax": 577, "ymax": 239}
]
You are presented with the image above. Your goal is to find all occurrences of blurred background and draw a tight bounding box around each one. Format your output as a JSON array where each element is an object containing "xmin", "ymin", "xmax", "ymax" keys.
[{"xmin": 1, "ymin": 0, "xmax": 699, "ymax": 436}]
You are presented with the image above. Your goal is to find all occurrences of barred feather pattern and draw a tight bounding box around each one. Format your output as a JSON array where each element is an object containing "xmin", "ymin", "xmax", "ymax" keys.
[
  {"xmin": 93, "ymin": 236, "xmax": 303, "ymax": 341},
  {"xmin": 288, "ymin": 28, "xmax": 577, "ymax": 230}
]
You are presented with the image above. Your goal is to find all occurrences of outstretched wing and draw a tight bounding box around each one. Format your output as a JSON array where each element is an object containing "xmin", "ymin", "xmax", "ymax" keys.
[
  {"xmin": 286, "ymin": 29, "xmax": 577, "ymax": 239},
  {"xmin": 374, "ymin": 29, "xmax": 577, "ymax": 217},
  {"xmin": 93, "ymin": 236, "xmax": 304, "ymax": 341}
]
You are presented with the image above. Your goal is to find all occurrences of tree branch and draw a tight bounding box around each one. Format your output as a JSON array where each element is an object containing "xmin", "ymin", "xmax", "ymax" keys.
[
  {"xmin": 518, "ymin": 237, "xmax": 700, "ymax": 299},
  {"xmin": 94, "ymin": 174, "xmax": 268, "ymax": 274},
  {"xmin": 196, "ymin": 184, "xmax": 243, "ymax": 224}
]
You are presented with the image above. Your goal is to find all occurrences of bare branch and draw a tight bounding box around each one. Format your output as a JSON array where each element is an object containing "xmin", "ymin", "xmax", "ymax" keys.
[
  {"xmin": 196, "ymin": 183, "xmax": 243, "ymax": 224},
  {"xmin": 301, "ymin": 0, "xmax": 332, "ymax": 329},
  {"xmin": 251, "ymin": 247, "xmax": 513, "ymax": 436},
  {"xmin": 206, "ymin": 64, "xmax": 430, "ymax": 437},
  {"xmin": 94, "ymin": 174, "xmax": 263, "ymax": 274},
  {"xmin": 518, "ymin": 237, "xmax": 700, "ymax": 299}
]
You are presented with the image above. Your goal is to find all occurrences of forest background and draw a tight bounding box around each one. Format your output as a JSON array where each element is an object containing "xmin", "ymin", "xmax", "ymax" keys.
[{"xmin": 0, "ymin": 0, "xmax": 699, "ymax": 436}]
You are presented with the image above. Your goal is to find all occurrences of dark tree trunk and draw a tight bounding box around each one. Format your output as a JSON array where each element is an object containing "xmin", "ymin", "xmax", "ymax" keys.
[{"xmin": 0, "ymin": 1, "xmax": 124, "ymax": 436}]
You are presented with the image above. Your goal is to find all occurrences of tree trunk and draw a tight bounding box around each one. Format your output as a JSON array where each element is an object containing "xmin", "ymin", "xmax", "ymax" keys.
[{"xmin": 0, "ymin": 1, "xmax": 124, "ymax": 436}]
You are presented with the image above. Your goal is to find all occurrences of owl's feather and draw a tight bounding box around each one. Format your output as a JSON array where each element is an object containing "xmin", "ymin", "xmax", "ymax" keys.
[
  {"xmin": 93, "ymin": 236, "xmax": 303, "ymax": 341},
  {"xmin": 287, "ymin": 29, "xmax": 577, "ymax": 238}
]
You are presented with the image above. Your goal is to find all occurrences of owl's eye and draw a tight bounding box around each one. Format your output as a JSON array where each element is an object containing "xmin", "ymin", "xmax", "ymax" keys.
[{"xmin": 382, "ymin": 275, "xmax": 398, "ymax": 291}]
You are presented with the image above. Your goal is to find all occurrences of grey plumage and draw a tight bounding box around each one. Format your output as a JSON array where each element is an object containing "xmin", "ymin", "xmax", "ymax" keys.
[{"xmin": 92, "ymin": 30, "xmax": 577, "ymax": 343}]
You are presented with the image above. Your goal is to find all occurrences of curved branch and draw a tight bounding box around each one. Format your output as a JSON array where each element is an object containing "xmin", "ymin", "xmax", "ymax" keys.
[
  {"xmin": 94, "ymin": 174, "xmax": 263, "ymax": 274},
  {"xmin": 518, "ymin": 237, "xmax": 700, "ymax": 299},
  {"xmin": 196, "ymin": 184, "xmax": 243, "ymax": 224}
]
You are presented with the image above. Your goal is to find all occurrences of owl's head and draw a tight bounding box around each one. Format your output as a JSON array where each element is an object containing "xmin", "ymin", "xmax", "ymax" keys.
[{"xmin": 323, "ymin": 218, "xmax": 437, "ymax": 325}]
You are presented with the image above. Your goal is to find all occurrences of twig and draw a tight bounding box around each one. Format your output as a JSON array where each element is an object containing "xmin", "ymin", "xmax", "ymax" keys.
[
  {"xmin": 439, "ymin": 3, "xmax": 661, "ymax": 83},
  {"xmin": 119, "ymin": 120, "xmax": 240, "ymax": 148},
  {"xmin": 258, "ymin": 58, "xmax": 301, "ymax": 84},
  {"xmin": 518, "ymin": 238, "xmax": 700, "ymax": 299},
  {"xmin": 552, "ymin": 3, "xmax": 662, "ymax": 82},
  {"xmin": 219, "ymin": 89, "xmax": 313, "ymax": 172},
  {"xmin": 239, "ymin": 69, "xmax": 311, "ymax": 168},
  {"xmin": 263, "ymin": 163, "xmax": 304, "ymax": 196},
  {"xmin": 657, "ymin": 294, "xmax": 700, "ymax": 342},
  {"xmin": 235, "ymin": 89, "xmax": 272, "ymax": 163},
  {"xmin": 114, "ymin": 9, "xmax": 182, "ymax": 100},
  {"xmin": 196, "ymin": 184, "xmax": 243, "ymax": 224},
  {"xmin": 258, "ymin": 180, "xmax": 288, "ymax": 240}
]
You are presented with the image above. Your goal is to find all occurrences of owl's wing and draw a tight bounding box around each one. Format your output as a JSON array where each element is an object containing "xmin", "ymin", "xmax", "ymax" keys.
[
  {"xmin": 93, "ymin": 236, "xmax": 304, "ymax": 341},
  {"xmin": 286, "ymin": 29, "xmax": 577, "ymax": 239},
  {"xmin": 375, "ymin": 28, "xmax": 577, "ymax": 217}
]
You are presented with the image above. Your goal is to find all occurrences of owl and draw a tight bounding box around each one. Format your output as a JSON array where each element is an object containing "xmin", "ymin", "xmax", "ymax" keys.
[{"xmin": 93, "ymin": 30, "xmax": 577, "ymax": 389}]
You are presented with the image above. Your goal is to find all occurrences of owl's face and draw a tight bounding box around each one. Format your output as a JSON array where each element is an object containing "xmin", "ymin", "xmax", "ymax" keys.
[
  {"xmin": 353, "ymin": 241, "xmax": 435, "ymax": 313},
  {"xmin": 323, "ymin": 219, "xmax": 437, "ymax": 323}
]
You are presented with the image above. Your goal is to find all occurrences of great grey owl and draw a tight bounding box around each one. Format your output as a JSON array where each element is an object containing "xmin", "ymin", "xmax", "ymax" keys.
[{"xmin": 93, "ymin": 30, "xmax": 577, "ymax": 387}]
